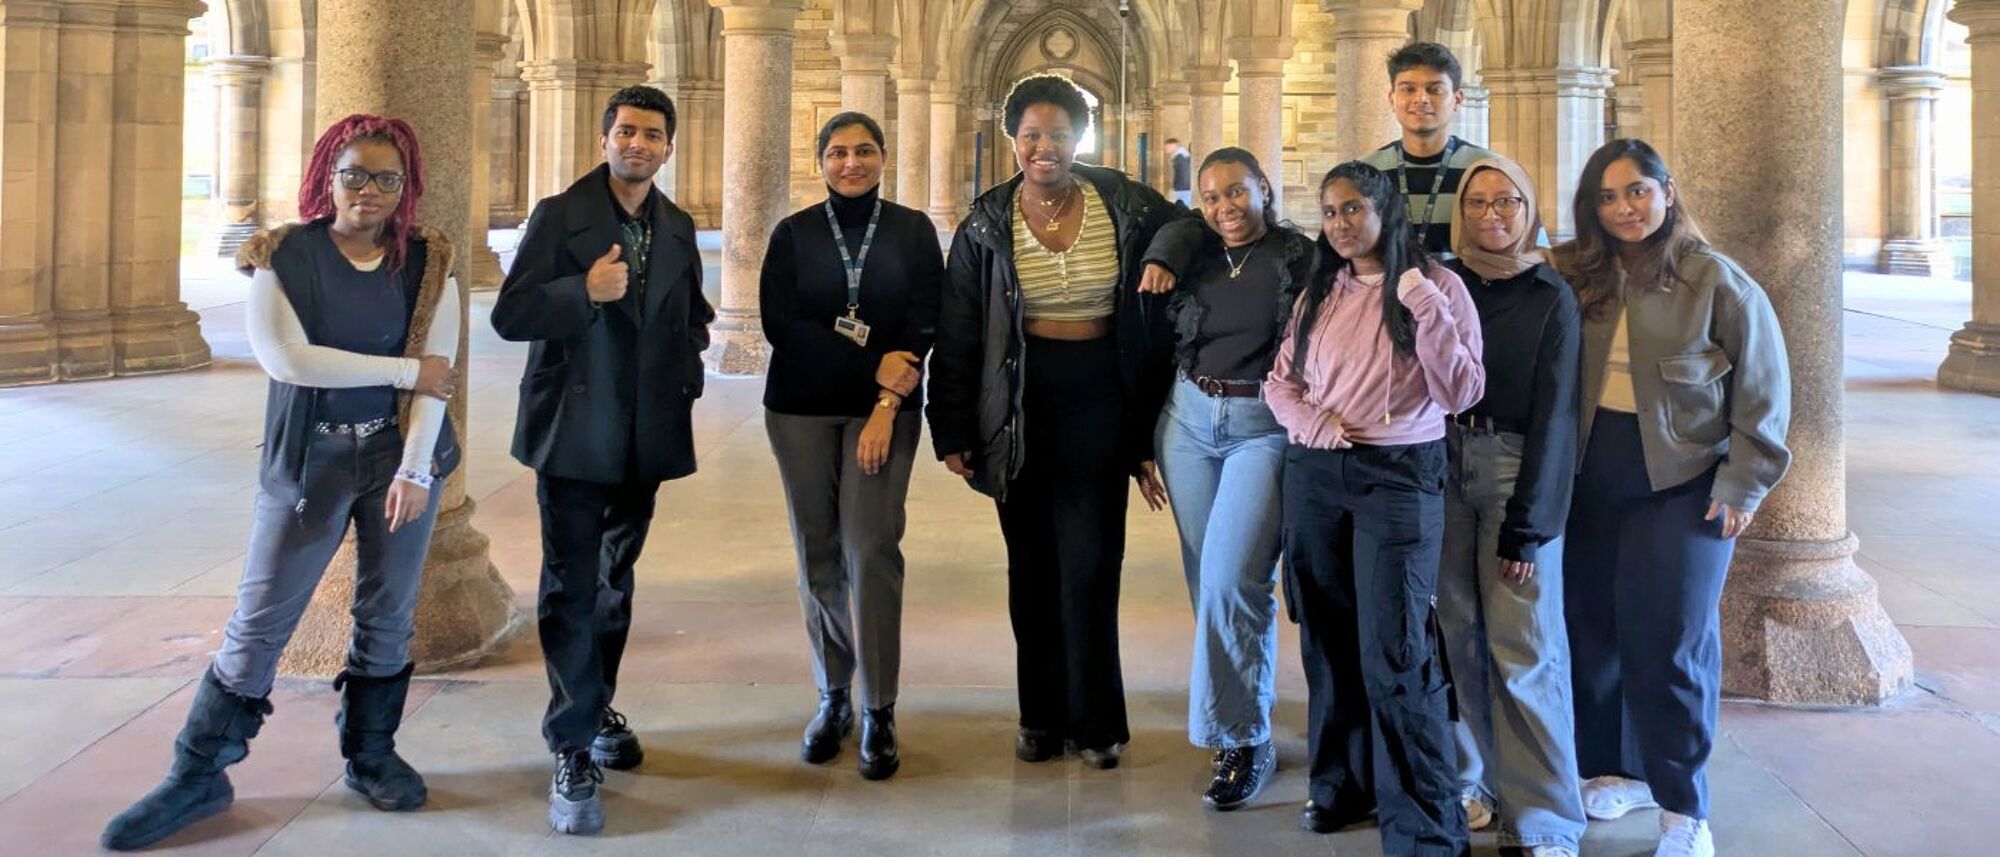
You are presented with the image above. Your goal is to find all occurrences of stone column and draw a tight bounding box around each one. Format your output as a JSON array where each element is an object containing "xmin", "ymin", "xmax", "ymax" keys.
[
  {"xmin": 1459, "ymin": 82, "xmax": 1490, "ymax": 146},
  {"xmin": 1628, "ymin": 37, "xmax": 1674, "ymax": 159},
  {"xmin": 102, "ymin": 0, "xmax": 212, "ymax": 378},
  {"xmin": 829, "ymin": 32, "xmax": 893, "ymax": 120},
  {"xmin": 1154, "ymin": 81, "xmax": 1191, "ymax": 196},
  {"xmin": 0, "ymin": 0, "xmax": 61, "ymax": 386},
  {"xmin": 674, "ymin": 79, "xmax": 724, "ymax": 228},
  {"xmin": 1878, "ymin": 66, "xmax": 1953, "ymax": 277},
  {"xmin": 1230, "ymin": 55, "xmax": 1291, "ymax": 213},
  {"xmin": 1677, "ymin": 0, "xmax": 1911, "ymax": 704},
  {"xmin": 1943, "ymin": 0, "xmax": 2000, "ymax": 393},
  {"xmin": 519, "ymin": 58, "xmax": 652, "ymax": 205},
  {"xmin": 929, "ymin": 80, "xmax": 960, "ymax": 228},
  {"xmin": 1189, "ymin": 67, "xmax": 1229, "ymax": 165},
  {"xmin": 1484, "ymin": 65, "xmax": 1613, "ymax": 240},
  {"xmin": 204, "ymin": 55, "xmax": 270, "ymax": 258},
  {"xmin": 891, "ymin": 65, "xmax": 932, "ymax": 212},
  {"xmin": 705, "ymin": 0, "xmax": 804, "ymax": 375},
  {"xmin": 1323, "ymin": 0, "xmax": 1421, "ymax": 161},
  {"xmin": 488, "ymin": 72, "xmax": 526, "ymax": 228},
  {"xmin": 280, "ymin": 0, "xmax": 516, "ymax": 677},
  {"xmin": 467, "ymin": 32, "xmax": 507, "ymax": 290},
  {"xmin": 51, "ymin": 0, "xmax": 120, "ymax": 380}
]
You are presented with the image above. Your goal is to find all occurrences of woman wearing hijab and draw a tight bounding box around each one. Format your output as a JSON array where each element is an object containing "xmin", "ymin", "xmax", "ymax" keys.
[{"xmin": 1437, "ymin": 156, "xmax": 1586, "ymax": 857}]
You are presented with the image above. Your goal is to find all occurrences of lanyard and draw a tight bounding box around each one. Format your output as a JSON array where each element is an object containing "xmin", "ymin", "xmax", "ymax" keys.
[
  {"xmin": 1395, "ymin": 137, "xmax": 1460, "ymax": 247},
  {"xmin": 823, "ymin": 198, "xmax": 882, "ymax": 317}
]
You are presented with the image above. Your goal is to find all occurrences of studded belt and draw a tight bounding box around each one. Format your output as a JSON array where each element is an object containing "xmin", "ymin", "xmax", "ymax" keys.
[{"xmin": 313, "ymin": 416, "xmax": 398, "ymax": 437}]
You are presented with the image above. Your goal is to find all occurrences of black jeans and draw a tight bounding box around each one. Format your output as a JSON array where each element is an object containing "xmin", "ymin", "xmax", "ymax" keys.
[
  {"xmin": 1283, "ymin": 440, "xmax": 1467, "ymax": 857},
  {"xmin": 996, "ymin": 336, "xmax": 1132, "ymax": 751},
  {"xmin": 536, "ymin": 472, "xmax": 659, "ymax": 753}
]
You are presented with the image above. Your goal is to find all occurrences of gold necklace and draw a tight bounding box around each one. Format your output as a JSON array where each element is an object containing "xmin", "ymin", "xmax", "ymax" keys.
[
  {"xmin": 1223, "ymin": 243, "xmax": 1256, "ymax": 279},
  {"xmin": 1025, "ymin": 184, "xmax": 1078, "ymax": 233}
]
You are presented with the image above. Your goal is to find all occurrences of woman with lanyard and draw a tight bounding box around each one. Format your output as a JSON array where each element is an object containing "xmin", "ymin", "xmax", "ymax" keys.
[
  {"xmin": 102, "ymin": 115, "xmax": 460, "ymax": 851},
  {"xmin": 1267, "ymin": 161, "xmax": 1484, "ymax": 855},
  {"xmin": 928, "ymin": 74, "xmax": 1179, "ymax": 770},
  {"xmin": 1135, "ymin": 147, "xmax": 1314, "ymax": 809},
  {"xmin": 760, "ymin": 111, "xmax": 941, "ymax": 781},
  {"xmin": 1436, "ymin": 156, "xmax": 1586, "ymax": 857},
  {"xmin": 1554, "ymin": 139, "xmax": 1791, "ymax": 857}
]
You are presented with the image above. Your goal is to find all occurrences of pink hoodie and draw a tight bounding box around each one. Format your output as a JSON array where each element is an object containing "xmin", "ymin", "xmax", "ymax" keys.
[{"xmin": 1263, "ymin": 264, "xmax": 1485, "ymax": 448}]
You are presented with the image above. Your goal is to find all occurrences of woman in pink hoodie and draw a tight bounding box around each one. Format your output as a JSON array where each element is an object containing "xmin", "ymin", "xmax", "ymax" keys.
[{"xmin": 1268, "ymin": 161, "xmax": 1484, "ymax": 856}]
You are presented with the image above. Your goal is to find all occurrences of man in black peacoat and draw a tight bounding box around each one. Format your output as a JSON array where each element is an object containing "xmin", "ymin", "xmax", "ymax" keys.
[{"xmin": 490, "ymin": 85, "xmax": 712, "ymax": 836}]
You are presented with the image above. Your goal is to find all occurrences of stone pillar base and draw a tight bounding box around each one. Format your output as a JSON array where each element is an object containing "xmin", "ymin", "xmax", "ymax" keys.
[
  {"xmin": 0, "ymin": 319, "xmax": 59, "ymax": 387},
  {"xmin": 57, "ymin": 313, "xmax": 116, "ymax": 381},
  {"xmin": 1940, "ymin": 321, "xmax": 2000, "ymax": 394},
  {"xmin": 704, "ymin": 312, "xmax": 770, "ymax": 375},
  {"xmin": 278, "ymin": 497, "xmax": 520, "ymax": 678},
  {"xmin": 207, "ymin": 221, "xmax": 261, "ymax": 259},
  {"xmin": 471, "ymin": 245, "xmax": 504, "ymax": 292},
  {"xmin": 1879, "ymin": 239, "xmax": 1954, "ymax": 278},
  {"xmin": 113, "ymin": 303, "xmax": 212, "ymax": 376},
  {"xmin": 1721, "ymin": 533, "xmax": 1913, "ymax": 705},
  {"xmin": 489, "ymin": 206, "xmax": 526, "ymax": 230}
]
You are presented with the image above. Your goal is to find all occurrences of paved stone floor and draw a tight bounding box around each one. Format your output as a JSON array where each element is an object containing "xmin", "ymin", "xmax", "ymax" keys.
[{"xmin": 0, "ymin": 257, "xmax": 1994, "ymax": 855}]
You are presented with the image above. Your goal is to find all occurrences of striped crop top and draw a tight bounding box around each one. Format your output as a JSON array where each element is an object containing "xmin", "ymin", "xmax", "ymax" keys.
[{"xmin": 1013, "ymin": 182, "xmax": 1118, "ymax": 321}]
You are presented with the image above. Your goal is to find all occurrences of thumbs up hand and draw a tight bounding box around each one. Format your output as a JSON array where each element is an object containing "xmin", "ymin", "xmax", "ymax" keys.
[{"xmin": 586, "ymin": 243, "xmax": 629, "ymax": 303}]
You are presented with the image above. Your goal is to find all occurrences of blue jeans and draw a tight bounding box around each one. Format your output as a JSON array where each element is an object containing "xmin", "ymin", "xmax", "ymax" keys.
[
  {"xmin": 1155, "ymin": 377, "xmax": 1286, "ymax": 749},
  {"xmin": 1438, "ymin": 426, "xmax": 1585, "ymax": 849}
]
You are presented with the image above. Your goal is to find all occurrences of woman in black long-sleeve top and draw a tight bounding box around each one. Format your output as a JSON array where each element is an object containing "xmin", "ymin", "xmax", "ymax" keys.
[
  {"xmin": 760, "ymin": 112, "xmax": 942, "ymax": 782},
  {"xmin": 1434, "ymin": 155, "xmax": 1587, "ymax": 853}
]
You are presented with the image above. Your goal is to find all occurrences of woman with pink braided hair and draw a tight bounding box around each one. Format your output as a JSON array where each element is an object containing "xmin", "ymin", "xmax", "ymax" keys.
[{"xmin": 101, "ymin": 115, "xmax": 462, "ymax": 851}]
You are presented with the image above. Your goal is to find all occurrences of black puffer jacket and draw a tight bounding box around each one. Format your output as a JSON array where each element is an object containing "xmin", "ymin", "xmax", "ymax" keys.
[
  {"xmin": 927, "ymin": 165, "xmax": 1183, "ymax": 501},
  {"xmin": 1140, "ymin": 219, "xmax": 1317, "ymax": 378}
]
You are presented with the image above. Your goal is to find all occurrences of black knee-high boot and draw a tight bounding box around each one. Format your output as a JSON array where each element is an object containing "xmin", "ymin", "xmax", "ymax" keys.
[
  {"xmin": 101, "ymin": 668, "xmax": 274, "ymax": 851},
  {"xmin": 336, "ymin": 662, "xmax": 427, "ymax": 811}
]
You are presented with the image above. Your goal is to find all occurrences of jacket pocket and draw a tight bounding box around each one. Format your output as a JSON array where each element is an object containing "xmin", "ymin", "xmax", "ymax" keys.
[{"xmin": 1657, "ymin": 349, "xmax": 1731, "ymax": 445}]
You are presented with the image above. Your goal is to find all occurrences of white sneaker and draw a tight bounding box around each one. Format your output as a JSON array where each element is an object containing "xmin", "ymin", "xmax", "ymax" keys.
[
  {"xmin": 1462, "ymin": 788, "xmax": 1494, "ymax": 831},
  {"xmin": 1581, "ymin": 775, "xmax": 1658, "ymax": 820},
  {"xmin": 1655, "ymin": 811, "xmax": 1714, "ymax": 857},
  {"xmin": 1529, "ymin": 847, "xmax": 1579, "ymax": 857}
]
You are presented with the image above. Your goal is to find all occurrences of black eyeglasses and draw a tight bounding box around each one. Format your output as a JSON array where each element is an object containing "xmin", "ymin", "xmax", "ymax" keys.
[{"xmin": 334, "ymin": 168, "xmax": 406, "ymax": 193}]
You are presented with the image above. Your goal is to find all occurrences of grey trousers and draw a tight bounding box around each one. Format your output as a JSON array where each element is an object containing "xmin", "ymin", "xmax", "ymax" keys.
[
  {"xmin": 765, "ymin": 409, "xmax": 919, "ymax": 710},
  {"xmin": 212, "ymin": 428, "xmax": 441, "ymax": 699},
  {"xmin": 1438, "ymin": 426, "xmax": 1586, "ymax": 849}
]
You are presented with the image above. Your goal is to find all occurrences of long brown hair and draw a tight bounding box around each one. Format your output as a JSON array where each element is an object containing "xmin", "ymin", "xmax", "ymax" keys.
[{"xmin": 1568, "ymin": 139, "xmax": 1707, "ymax": 320}]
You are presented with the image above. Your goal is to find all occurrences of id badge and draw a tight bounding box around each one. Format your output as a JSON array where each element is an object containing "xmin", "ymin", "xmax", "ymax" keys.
[{"xmin": 834, "ymin": 315, "xmax": 871, "ymax": 347}]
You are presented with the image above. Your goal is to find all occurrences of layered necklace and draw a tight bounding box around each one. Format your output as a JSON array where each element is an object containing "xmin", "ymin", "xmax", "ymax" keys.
[{"xmin": 1018, "ymin": 181, "xmax": 1088, "ymax": 292}]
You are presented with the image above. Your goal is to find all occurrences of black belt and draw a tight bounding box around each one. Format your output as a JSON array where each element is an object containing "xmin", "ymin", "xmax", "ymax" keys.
[
  {"xmin": 314, "ymin": 416, "xmax": 397, "ymax": 437},
  {"xmin": 1449, "ymin": 412, "xmax": 1524, "ymax": 435},
  {"xmin": 1190, "ymin": 375, "xmax": 1261, "ymax": 398}
]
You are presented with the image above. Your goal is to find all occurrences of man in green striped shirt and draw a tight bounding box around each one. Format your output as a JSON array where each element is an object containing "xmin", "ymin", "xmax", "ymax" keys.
[{"xmin": 1361, "ymin": 42, "xmax": 1497, "ymax": 260}]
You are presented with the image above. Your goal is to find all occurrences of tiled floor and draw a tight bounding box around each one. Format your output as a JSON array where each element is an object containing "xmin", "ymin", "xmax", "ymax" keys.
[{"xmin": 0, "ymin": 259, "xmax": 1994, "ymax": 855}]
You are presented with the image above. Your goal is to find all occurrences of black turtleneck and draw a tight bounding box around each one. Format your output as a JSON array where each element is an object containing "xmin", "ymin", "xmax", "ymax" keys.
[{"xmin": 759, "ymin": 185, "xmax": 944, "ymax": 417}]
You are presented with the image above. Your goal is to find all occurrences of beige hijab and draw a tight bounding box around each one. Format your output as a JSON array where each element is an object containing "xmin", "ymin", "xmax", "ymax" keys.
[{"xmin": 1450, "ymin": 155, "xmax": 1546, "ymax": 282}]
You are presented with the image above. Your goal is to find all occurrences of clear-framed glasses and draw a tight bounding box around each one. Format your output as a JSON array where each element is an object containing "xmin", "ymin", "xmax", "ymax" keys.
[
  {"xmin": 1462, "ymin": 196, "xmax": 1525, "ymax": 219},
  {"xmin": 334, "ymin": 168, "xmax": 406, "ymax": 193}
]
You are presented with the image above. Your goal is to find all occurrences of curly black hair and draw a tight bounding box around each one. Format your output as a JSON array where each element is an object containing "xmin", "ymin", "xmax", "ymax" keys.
[{"xmin": 1003, "ymin": 74, "xmax": 1090, "ymax": 138}]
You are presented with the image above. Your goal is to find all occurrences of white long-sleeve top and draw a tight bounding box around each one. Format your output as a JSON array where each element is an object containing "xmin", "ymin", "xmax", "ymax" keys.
[{"xmin": 245, "ymin": 261, "xmax": 460, "ymax": 487}]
